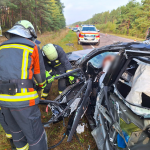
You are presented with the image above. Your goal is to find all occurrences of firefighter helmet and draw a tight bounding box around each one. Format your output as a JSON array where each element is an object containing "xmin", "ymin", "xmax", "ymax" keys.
[
  {"xmin": 5, "ymin": 20, "xmax": 37, "ymax": 39},
  {"xmin": 42, "ymin": 44, "xmax": 58, "ymax": 61}
]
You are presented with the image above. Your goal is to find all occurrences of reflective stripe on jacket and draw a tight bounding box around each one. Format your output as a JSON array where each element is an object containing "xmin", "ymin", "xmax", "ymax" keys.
[{"xmin": 0, "ymin": 36, "xmax": 46, "ymax": 108}]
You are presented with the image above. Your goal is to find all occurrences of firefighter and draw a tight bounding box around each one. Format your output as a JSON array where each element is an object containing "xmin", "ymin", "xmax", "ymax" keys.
[
  {"xmin": 41, "ymin": 43, "xmax": 74, "ymax": 99},
  {"xmin": 0, "ymin": 20, "xmax": 47, "ymax": 150}
]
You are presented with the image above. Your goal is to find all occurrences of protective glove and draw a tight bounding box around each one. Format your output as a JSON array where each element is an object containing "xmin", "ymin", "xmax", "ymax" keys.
[
  {"xmin": 55, "ymin": 74, "xmax": 60, "ymax": 77},
  {"xmin": 69, "ymin": 76, "xmax": 75, "ymax": 84},
  {"xmin": 52, "ymin": 74, "xmax": 60, "ymax": 78},
  {"xmin": 47, "ymin": 77, "xmax": 54, "ymax": 83},
  {"xmin": 66, "ymin": 70, "xmax": 75, "ymax": 84},
  {"xmin": 45, "ymin": 71, "xmax": 54, "ymax": 84},
  {"xmin": 45, "ymin": 71, "xmax": 50, "ymax": 78}
]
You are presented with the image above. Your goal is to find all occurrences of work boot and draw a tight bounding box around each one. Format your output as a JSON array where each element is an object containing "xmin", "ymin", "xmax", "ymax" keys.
[
  {"xmin": 59, "ymin": 91, "xmax": 62, "ymax": 94},
  {"xmin": 16, "ymin": 143, "xmax": 29, "ymax": 150},
  {"xmin": 41, "ymin": 98, "xmax": 46, "ymax": 100}
]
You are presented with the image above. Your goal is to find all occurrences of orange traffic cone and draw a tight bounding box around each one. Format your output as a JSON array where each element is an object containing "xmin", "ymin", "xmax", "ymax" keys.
[{"xmin": 134, "ymin": 39, "xmax": 136, "ymax": 42}]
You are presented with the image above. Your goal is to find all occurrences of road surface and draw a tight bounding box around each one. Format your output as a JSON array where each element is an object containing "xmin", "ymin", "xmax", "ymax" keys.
[{"xmin": 77, "ymin": 33, "xmax": 134, "ymax": 50}]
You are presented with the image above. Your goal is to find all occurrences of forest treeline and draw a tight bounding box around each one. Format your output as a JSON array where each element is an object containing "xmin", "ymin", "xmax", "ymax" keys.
[
  {"xmin": 0, "ymin": 0, "xmax": 66, "ymax": 33},
  {"xmin": 73, "ymin": 0, "xmax": 150, "ymax": 39}
]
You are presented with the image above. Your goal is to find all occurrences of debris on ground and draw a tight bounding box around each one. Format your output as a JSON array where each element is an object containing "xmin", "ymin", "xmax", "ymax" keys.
[
  {"xmin": 76, "ymin": 123, "xmax": 88, "ymax": 134},
  {"xmin": 66, "ymin": 43, "xmax": 74, "ymax": 46}
]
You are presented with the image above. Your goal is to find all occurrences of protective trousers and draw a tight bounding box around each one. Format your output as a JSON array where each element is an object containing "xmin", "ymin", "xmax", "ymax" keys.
[{"xmin": 1, "ymin": 105, "xmax": 47, "ymax": 150}]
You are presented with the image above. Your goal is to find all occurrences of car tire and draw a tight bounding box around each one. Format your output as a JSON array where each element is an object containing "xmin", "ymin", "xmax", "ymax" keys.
[{"xmin": 96, "ymin": 40, "xmax": 100, "ymax": 46}]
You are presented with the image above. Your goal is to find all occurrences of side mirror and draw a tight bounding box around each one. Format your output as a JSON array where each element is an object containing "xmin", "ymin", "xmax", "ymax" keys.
[{"xmin": 97, "ymin": 30, "xmax": 100, "ymax": 32}]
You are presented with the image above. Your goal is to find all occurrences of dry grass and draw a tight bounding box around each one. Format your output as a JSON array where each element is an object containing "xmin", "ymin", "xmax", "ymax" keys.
[
  {"xmin": 37, "ymin": 29, "xmax": 83, "ymax": 53},
  {"xmin": 37, "ymin": 29, "xmax": 69, "ymax": 48},
  {"xmin": 0, "ymin": 29, "xmax": 97, "ymax": 150},
  {"xmin": 58, "ymin": 30, "xmax": 83, "ymax": 53},
  {"xmin": 0, "ymin": 128, "xmax": 11, "ymax": 150},
  {"xmin": 0, "ymin": 28, "xmax": 69, "ymax": 47}
]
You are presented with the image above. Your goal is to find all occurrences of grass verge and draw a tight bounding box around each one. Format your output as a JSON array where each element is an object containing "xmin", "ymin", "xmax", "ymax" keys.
[
  {"xmin": 58, "ymin": 30, "xmax": 83, "ymax": 53},
  {"xmin": 38, "ymin": 29, "xmax": 83, "ymax": 52},
  {"xmin": 37, "ymin": 29, "xmax": 69, "ymax": 48}
]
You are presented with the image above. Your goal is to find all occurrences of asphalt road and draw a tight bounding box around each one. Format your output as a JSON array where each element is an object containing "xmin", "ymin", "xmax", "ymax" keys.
[{"xmin": 77, "ymin": 32, "xmax": 134, "ymax": 50}]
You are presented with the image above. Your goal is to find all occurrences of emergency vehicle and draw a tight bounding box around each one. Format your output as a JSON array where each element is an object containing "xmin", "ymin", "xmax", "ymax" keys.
[{"xmin": 78, "ymin": 25, "xmax": 100, "ymax": 45}]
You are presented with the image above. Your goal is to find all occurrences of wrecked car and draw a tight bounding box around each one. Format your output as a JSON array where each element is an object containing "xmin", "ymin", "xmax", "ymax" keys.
[
  {"xmin": 80, "ymin": 42, "xmax": 150, "ymax": 150},
  {"xmin": 40, "ymin": 42, "xmax": 150, "ymax": 150}
]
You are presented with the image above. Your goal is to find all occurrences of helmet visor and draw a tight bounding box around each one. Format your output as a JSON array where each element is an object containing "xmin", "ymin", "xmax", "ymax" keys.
[{"xmin": 5, "ymin": 25, "xmax": 32, "ymax": 39}]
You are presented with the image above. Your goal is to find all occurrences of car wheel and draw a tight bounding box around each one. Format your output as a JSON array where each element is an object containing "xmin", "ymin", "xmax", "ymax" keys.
[{"xmin": 96, "ymin": 40, "xmax": 100, "ymax": 46}]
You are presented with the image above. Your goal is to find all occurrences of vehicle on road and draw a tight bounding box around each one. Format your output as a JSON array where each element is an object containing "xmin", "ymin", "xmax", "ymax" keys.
[
  {"xmin": 72, "ymin": 27, "xmax": 80, "ymax": 32},
  {"xmin": 78, "ymin": 25, "xmax": 100, "ymax": 46}
]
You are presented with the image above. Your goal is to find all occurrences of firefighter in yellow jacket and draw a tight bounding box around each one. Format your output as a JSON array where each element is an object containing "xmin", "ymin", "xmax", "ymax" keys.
[{"xmin": 0, "ymin": 20, "xmax": 47, "ymax": 150}]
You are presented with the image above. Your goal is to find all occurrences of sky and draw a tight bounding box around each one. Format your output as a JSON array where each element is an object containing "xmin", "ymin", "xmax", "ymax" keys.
[{"xmin": 61, "ymin": 0, "xmax": 141, "ymax": 25}]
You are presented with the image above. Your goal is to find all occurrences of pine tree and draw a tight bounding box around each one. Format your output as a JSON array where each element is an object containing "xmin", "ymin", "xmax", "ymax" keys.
[{"xmin": 0, "ymin": 0, "xmax": 66, "ymax": 32}]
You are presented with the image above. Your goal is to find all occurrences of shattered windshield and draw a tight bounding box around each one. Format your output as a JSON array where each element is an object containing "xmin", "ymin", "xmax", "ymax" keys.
[
  {"xmin": 77, "ymin": 52, "xmax": 117, "ymax": 68},
  {"xmin": 89, "ymin": 52, "xmax": 115, "ymax": 68}
]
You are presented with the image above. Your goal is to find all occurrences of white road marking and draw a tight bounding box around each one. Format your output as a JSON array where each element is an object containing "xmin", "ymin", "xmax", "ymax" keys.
[{"xmin": 91, "ymin": 45, "xmax": 95, "ymax": 49}]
